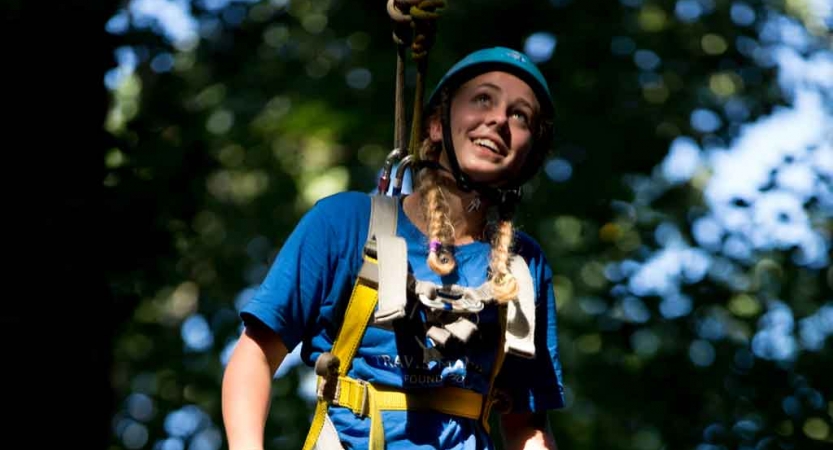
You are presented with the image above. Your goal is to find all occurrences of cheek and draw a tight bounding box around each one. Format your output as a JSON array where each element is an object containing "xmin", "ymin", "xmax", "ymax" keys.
[
  {"xmin": 451, "ymin": 121, "xmax": 471, "ymax": 150},
  {"xmin": 450, "ymin": 106, "xmax": 477, "ymax": 130},
  {"xmin": 510, "ymin": 133, "xmax": 535, "ymax": 166}
]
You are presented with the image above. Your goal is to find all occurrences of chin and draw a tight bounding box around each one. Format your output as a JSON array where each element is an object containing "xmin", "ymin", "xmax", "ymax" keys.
[{"xmin": 461, "ymin": 170, "xmax": 506, "ymax": 186}]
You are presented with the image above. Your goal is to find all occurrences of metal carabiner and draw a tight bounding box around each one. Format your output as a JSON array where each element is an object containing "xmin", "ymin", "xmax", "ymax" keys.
[
  {"xmin": 391, "ymin": 154, "xmax": 414, "ymax": 196},
  {"xmin": 377, "ymin": 147, "xmax": 405, "ymax": 195}
]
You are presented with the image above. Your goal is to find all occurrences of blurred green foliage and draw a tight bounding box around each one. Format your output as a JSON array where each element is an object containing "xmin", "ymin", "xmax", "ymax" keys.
[{"xmin": 99, "ymin": 0, "xmax": 832, "ymax": 449}]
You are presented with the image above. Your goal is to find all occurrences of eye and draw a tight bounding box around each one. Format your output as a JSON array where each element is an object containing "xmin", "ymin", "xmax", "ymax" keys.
[
  {"xmin": 511, "ymin": 109, "xmax": 531, "ymax": 126},
  {"xmin": 473, "ymin": 93, "xmax": 492, "ymax": 107}
]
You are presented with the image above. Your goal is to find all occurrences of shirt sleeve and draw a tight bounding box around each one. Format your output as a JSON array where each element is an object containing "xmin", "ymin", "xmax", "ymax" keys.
[
  {"xmin": 239, "ymin": 200, "xmax": 339, "ymax": 351},
  {"xmin": 494, "ymin": 241, "xmax": 566, "ymax": 412}
]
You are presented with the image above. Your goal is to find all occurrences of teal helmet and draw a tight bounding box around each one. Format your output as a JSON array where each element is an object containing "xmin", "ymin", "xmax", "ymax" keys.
[
  {"xmin": 427, "ymin": 46, "xmax": 554, "ymax": 116},
  {"xmin": 424, "ymin": 47, "xmax": 554, "ymax": 201}
]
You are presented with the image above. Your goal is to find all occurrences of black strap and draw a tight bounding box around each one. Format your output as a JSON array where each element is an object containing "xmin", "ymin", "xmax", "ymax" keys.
[{"xmin": 411, "ymin": 159, "xmax": 451, "ymax": 175}]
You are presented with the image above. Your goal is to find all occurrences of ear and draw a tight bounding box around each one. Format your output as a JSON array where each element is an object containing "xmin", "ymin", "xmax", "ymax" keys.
[{"xmin": 428, "ymin": 115, "xmax": 443, "ymax": 143}]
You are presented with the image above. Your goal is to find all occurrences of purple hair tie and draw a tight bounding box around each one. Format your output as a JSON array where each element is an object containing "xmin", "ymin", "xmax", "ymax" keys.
[{"xmin": 429, "ymin": 239, "xmax": 442, "ymax": 253}]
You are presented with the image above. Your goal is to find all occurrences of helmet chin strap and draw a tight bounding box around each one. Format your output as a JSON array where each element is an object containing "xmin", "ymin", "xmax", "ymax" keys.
[{"xmin": 440, "ymin": 99, "xmax": 523, "ymax": 209}]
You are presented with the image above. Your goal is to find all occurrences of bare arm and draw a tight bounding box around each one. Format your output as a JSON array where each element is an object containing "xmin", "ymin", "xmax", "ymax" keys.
[
  {"xmin": 222, "ymin": 323, "xmax": 289, "ymax": 450},
  {"xmin": 500, "ymin": 411, "xmax": 558, "ymax": 450}
]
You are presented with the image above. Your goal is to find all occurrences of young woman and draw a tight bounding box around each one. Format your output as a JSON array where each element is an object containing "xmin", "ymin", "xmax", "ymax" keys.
[{"xmin": 222, "ymin": 47, "xmax": 565, "ymax": 450}]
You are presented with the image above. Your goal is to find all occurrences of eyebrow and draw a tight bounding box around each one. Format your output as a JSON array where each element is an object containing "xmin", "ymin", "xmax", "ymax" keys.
[{"xmin": 474, "ymin": 82, "xmax": 538, "ymax": 112}]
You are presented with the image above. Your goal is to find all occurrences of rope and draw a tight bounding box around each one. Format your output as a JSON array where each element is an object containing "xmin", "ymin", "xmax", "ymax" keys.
[
  {"xmin": 407, "ymin": 0, "xmax": 444, "ymax": 158},
  {"xmin": 385, "ymin": 0, "xmax": 444, "ymax": 158},
  {"xmin": 381, "ymin": 0, "xmax": 444, "ymax": 194},
  {"xmin": 387, "ymin": 0, "xmax": 417, "ymax": 155}
]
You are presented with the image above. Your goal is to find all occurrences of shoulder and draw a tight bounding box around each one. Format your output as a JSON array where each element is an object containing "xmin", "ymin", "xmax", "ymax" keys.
[
  {"xmin": 312, "ymin": 190, "xmax": 372, "ymax": 211},
  {"xmin": 306, "ymin": 191, "xmax": 372, "ymax": 222},
  {"xmin": 304, "ymin": 191, "xmax": 374, "ymax": 240},
  {"xmin": 513, "ymin": 230, "xmax": 553, "ymax": 278},
  {"xmin": 513, "ymin": 230, "xmax": 545, "ymax": 259}
]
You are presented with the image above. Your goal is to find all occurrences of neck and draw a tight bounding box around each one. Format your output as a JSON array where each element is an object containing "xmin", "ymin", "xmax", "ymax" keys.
[{"xmin": 403, "ymin": 172, "xmax": 491, "ymax": 245}]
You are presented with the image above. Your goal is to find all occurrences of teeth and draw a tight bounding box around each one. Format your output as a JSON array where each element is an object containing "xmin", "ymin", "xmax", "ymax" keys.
[{"xmin": 473, "ymin": 138, "xmax": 499, "ymax": 153}]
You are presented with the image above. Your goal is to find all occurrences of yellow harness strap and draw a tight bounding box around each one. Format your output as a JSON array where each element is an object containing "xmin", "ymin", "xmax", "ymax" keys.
[
  {"xmin": 335, "ymin": 376, "xmax": 484, "ymax": 448},
  {"xmin": 302, "ymin": 259, "xmax": 379, "ymax": 450},
  {"xmin": 336, "ymin": 378, "xmax": 485, "ymax": 449},
  {"xmin": 333, "ymin": 376, "xmax": 484, "ymax": 419}
]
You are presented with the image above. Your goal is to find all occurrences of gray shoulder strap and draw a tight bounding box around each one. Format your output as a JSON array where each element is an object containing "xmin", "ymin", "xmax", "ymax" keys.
[
  {"xmin": 368, "ymin": 194, "xmax": 398, "ymax": 245},
  {"xmin": 367, "ymin": 195, "xmax": 408, "ymax": 324},
  {"xmin": 504, "ymin": 254, "xmax": 536, "ymax": 359}
]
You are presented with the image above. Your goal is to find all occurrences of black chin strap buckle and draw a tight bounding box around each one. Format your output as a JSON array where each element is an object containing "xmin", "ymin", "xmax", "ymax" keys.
[
  {"xmin": 455, "ymin": 173, "xmax": 474, "ymax": 193},
  {"xmin": 497, "ymin": 187, "xmax": 522, "ymax": 219},
  {"xmin": 499, "ymin": 187, "xmax": 522, "ymax": 206}
]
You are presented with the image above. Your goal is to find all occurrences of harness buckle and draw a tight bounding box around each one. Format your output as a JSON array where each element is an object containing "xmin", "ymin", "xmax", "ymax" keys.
[
  {"xmin": 314, "ymin": 352, "xmax": 340, "ymax": 403},
  {"xmin": 353, "ymin": 379, "xmax": 370, "ymax": 418},
  {"xmin": 363, "ymin": 240, "xmax": 378, "ymax": 259},
  {"xmin": 436, "ymin": 286, "xmax": 464, "ymax": 301}
]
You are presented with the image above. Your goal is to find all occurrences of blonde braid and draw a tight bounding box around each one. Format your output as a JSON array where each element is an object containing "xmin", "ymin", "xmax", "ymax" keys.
[
  {"xmin": 489, "ymin": 218, "xmax": 519, "ymax": 303},
  {"xmin": 415, "ymin": 138, "xmax": 456, "ymax": 275}
]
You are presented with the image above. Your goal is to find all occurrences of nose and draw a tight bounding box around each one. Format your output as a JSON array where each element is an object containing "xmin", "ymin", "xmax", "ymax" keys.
[
  {"xmin": 485, "ymin": 108, "xmax": 508, "ymax": 128},
  {"xmin": 485, "ymin": 108, "xmax": 511, "ymax": 145}
]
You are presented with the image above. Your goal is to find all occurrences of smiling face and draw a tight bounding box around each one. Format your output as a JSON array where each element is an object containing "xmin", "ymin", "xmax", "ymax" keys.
[{"xmin": 430, "ymin": 71, "xmax": 541, "ymax": 186}]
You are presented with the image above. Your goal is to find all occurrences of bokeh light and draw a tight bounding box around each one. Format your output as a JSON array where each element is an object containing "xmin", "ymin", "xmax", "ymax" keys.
[{"xmin": 524, "ymin": 32, "xmax": 557, "ymax": 63}]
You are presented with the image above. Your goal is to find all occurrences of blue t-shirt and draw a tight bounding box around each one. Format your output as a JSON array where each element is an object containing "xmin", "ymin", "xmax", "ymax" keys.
[{"xmin": 241, "ymin": 191, "xmax": 565, "ymax": 449}]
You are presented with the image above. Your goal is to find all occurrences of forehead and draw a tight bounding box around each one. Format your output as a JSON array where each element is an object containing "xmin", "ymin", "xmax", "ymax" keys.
[{"xmin": 456, "ymin": 71, "xmax": 540, "ymax": 108}]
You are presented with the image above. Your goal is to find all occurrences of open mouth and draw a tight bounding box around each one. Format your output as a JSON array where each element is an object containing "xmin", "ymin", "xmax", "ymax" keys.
[{"xmin": 472, "ymin": 138, "xmax": 502, "ymax": 155}]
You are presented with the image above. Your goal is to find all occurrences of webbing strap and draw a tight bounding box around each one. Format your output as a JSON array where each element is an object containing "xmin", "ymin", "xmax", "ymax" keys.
[
  {"xmin": 368, "ymin": 195, "xmax": 398, "ymax": 247},
  {"xmin": 369, "ymin": 195, "xmax": 408, "ymax": 324},
  {"xmin": 505, "ymin": 255, "xmax": 536, "ymax": 359},
  {"xmin": 375, "ymin": 235, "xmax": 408, "ymax": 323},
  {"xmin": 302, "ymin": 268, "xmax": 379, "ymax": 450},
  {"xmin": 334, "ymin": 376, "xmax": 484, "ymax": 418},
  {"xmin": 332, "ymin": 375, "xmax": 484, "ymax": 449},
  {"xmin": 332, "ymin": 280, "xmax": 379, "ymax": 376}
]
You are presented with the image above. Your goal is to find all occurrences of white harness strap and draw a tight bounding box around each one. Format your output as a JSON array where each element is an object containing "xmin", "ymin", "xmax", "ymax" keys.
[
  {"xmin": 375, "ymin": 236, "xmax": 408, "ymax": 323},
  {"xmin": 504, "ymin": 255, "xmax": 536, "ymax": 359},
  {"xmin": 368, "ymin": 195, "xmax": 398, "ymax": 247},
  {"xmin": 369, "ymin": 195, "xmax": 409, "ymax": 324}
]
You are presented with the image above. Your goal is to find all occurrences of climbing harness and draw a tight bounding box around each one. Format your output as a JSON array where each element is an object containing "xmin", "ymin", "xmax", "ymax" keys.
[{"xmin": 301, "ymin": 194, "xmax": 538, "ymax": 450}]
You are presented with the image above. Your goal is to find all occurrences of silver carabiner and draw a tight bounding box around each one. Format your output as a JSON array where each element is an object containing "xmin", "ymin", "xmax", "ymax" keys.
[
  {"xmin": 392, "ymin": 154, "xmax": 414, "ymax": 196},
  {"xmin": 377, "ymin": 147, "xmax": 405, "ymax": 195}
]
